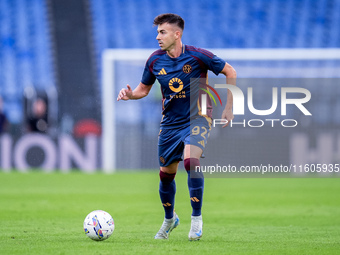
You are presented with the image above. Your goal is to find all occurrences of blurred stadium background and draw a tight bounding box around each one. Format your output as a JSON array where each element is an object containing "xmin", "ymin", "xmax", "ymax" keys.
[{"xmin": 0, "ymin": 0, "xmax": 339, "ymax": 172}]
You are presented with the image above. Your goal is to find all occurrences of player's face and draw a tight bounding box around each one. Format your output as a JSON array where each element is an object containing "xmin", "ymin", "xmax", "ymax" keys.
[{"xmin": 156, "ymin": 23, "xmax": 180, "ymax": 51}]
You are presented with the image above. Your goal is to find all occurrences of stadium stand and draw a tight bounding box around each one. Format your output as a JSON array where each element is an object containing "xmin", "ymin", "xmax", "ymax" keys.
[
  {"xmin": 0, "ymin": 0, "xmax": 54, "ymax": 124},
  {"xmin": 89, "ymin": 0, "xmax": 340, "ymax": 50}
]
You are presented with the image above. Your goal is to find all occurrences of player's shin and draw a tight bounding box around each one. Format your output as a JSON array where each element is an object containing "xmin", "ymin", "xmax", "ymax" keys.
[
  {"xmin": 184, "ymin": 158, "xmax": 204, "ymax": 216},
  {"xmin": 159, "ymin": 171, "xmax": 176, "ymax": 219}
]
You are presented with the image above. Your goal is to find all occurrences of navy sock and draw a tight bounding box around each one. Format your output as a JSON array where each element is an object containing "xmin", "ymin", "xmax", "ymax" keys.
[
  {"xmin": 184, "ymin": 158, "xmax": 204, "ymax": 216},
  {"xmin": 159, "ymin": 171, "xmax": 176, "ymax": 219}
]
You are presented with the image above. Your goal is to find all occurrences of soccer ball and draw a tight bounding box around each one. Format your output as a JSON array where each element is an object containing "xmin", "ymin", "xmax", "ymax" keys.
[{"xmin": 83, "ymin": 210, "xmax": 115, "ymax": 241}]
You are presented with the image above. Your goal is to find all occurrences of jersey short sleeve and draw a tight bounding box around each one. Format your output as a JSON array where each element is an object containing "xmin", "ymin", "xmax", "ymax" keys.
[
  {"xmin": 141, "ymin": 50, "xmax": 165, "ymax": 85},
  {"xmin": 200, "ymin": 49, "xmax": 225, "ymax": 75},
  {"xmin": 141, "ymin": 61, "xmax": 156, "ymax": 85},
  {"xmin": 207, "ymin": 55, "xmax": 226, "ymax": 75}
]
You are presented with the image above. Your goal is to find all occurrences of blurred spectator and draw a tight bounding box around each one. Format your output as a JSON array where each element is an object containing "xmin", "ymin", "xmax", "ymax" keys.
[
  {"xmin": 27, "ymin": 98, "xmax": 48, "ymax": 133},
  {"xmin": 0, "ymin": 96, "xmax": 8, "ymax": 134}
]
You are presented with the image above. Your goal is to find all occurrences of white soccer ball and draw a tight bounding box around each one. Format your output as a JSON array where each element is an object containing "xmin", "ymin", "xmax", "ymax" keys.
[{"xmin": 83, "ymin": 210, "xmax": 115, "ymax": 241}]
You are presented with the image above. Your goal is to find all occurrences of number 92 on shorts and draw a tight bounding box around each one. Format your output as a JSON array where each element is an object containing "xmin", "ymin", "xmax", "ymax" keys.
[{"xmin": 158, "ymin": 117, "xmax": 211, "ymax": 167}]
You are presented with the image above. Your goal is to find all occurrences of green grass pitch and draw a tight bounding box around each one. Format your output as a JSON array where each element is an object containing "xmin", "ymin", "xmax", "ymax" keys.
[{"xmin": 0, "ymin": 171, "xmax": 339, "ymax": 255}]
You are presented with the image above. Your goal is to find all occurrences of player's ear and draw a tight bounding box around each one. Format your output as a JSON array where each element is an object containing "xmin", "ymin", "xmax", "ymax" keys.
[{"xmin": 175, "ymin": 30, "xmax": 181, "ymax": 39}]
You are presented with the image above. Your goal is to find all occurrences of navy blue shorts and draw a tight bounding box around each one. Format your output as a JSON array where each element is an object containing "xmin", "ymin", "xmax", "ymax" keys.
[{"xmin": 158, "ymin": 117, "xmax": 211, "ymax": 167}]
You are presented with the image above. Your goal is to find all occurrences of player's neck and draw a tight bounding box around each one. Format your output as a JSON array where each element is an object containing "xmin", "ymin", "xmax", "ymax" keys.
[{"xmin": 167, "ymin": 42, "xmax": 183, "ymax": 58}]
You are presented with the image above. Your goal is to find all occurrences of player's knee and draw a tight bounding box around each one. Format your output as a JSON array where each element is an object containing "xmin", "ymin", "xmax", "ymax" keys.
[
  {"xmin": 184, "ymin": 158, "xmax": 200, "ymax": 172},
  {"xmin": 159, "ymin": 170, "xmax": 176, "ymax": 183},
  {"xmin": 185, "ymin": 158, "xmax": 204, "ymax": 179}
]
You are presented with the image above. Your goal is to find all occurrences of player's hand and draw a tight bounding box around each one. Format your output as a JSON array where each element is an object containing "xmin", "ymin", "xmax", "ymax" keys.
[
  {"xmin": 221, "ymin": 108, "xmax": 234, "ymax": 128},
  {"xmin": 117, "ymin": 85, "xmax": 133, "ymax": 101}
]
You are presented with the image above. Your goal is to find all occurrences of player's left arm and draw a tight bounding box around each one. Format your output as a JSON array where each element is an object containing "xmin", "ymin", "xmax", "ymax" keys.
[{"xmin": 220, "ymin": 62, "xmax": 237, "ymax": 128}]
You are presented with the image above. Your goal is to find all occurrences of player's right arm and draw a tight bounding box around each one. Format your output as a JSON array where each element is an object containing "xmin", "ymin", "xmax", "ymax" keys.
[
  {"xmin": 118, "ymin": 51, "xmax": 158, "ymax": 101},
  {"xmin": 117, "ymin": 82, "xmax": 152, "ymax": 101}
]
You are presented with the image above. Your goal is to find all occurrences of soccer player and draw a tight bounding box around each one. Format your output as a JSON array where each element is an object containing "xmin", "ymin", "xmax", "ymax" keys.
[{"xmin": 117, "ymin": 13, "xmax": 236, "ymax": 241}]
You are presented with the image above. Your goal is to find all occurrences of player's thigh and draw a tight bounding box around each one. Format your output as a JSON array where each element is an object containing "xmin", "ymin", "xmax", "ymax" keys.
[
  {"xmin": 184, "ymin": 144, "xmax": 203, "ymax": 160},
  {"xmin": 158, "ymin": 127, "xmax": 188, "ymax": 168}
]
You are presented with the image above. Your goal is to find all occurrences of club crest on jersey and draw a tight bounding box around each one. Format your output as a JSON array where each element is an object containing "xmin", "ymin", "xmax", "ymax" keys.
[
  {"xmin": 169, "ymin": 78, "xmax": 183, "ymax": 93},
  {"xmin": 183, "ymin": 64, "xmax": 192, "ymax": 74}
]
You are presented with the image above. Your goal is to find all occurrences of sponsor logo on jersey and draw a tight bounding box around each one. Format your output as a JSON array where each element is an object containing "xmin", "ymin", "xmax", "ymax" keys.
[{"xmin": 169, "ymin": 78, "xmax": 184, "ymax": 93}]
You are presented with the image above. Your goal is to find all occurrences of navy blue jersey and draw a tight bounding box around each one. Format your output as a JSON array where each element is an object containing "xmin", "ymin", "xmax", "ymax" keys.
[{"xmin": 141, "ymin": 45, "xmax": 225, "ymax": 128}]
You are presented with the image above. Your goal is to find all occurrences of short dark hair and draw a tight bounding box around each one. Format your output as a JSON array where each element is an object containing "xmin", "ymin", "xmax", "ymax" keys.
[{"xmin": 153, "ymin": 13, "xmax": 184, "ymax": 30}]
